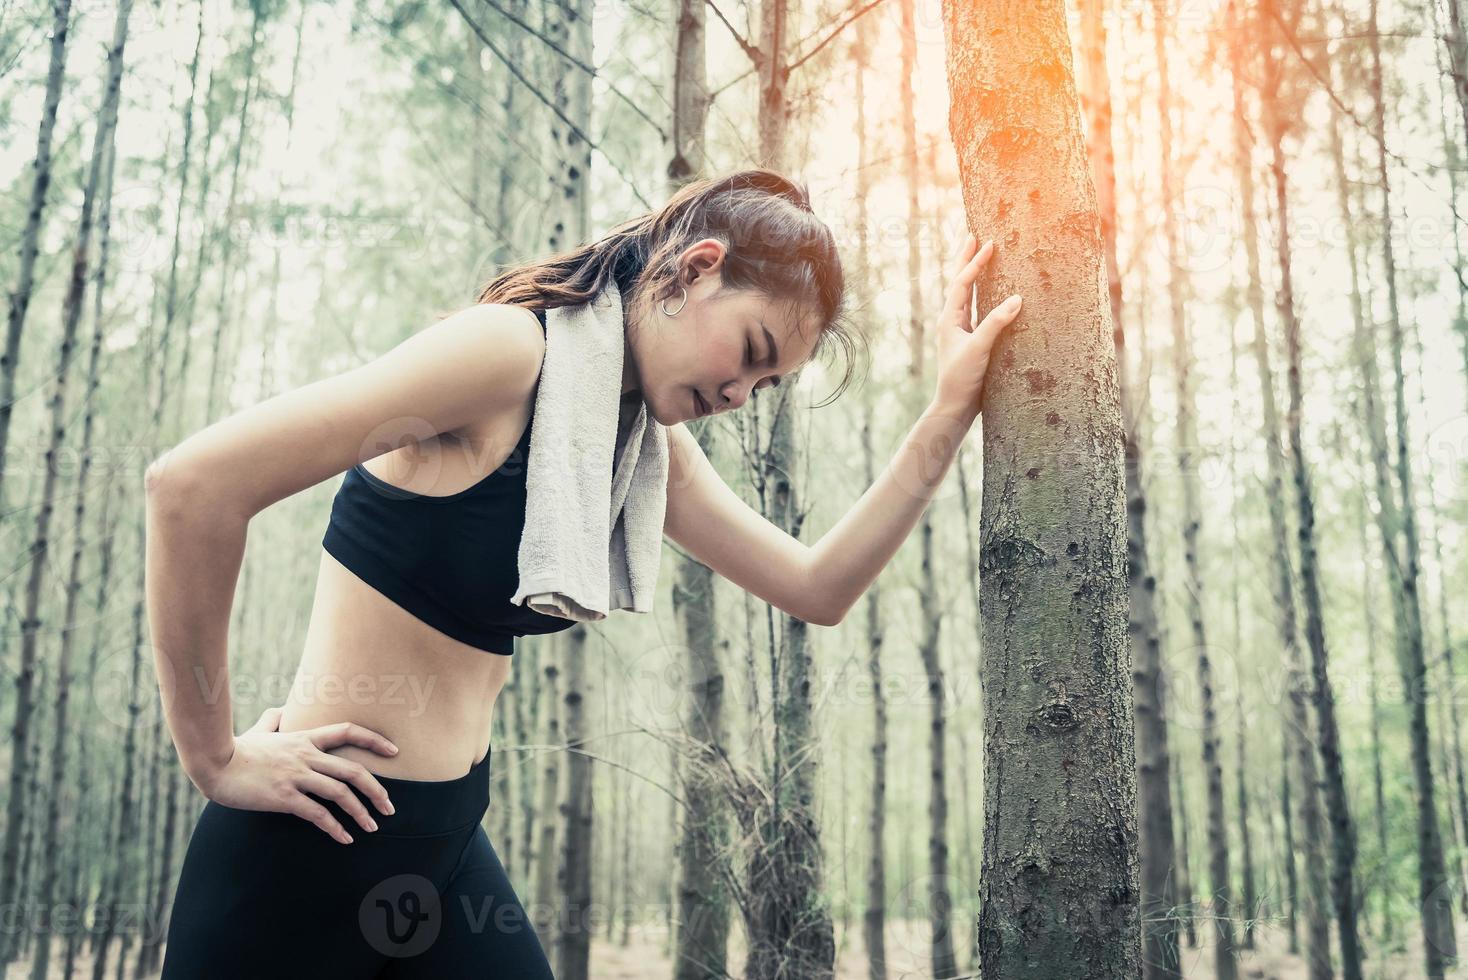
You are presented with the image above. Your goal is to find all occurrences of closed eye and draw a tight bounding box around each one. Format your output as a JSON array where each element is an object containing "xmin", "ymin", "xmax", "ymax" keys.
[{"xmin": 749, "ymin": 334, "xmax": 779, "ymax": 390}]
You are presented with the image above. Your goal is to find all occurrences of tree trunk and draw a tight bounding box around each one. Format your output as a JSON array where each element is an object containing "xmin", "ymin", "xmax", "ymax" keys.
[
  {"xmin": 1363, "ymin": 0, "xmax": 1458, "ymax": 969},
  {"xmin": 1234, "ymin": 1, "xmax": 1332, "ymax": 973},
  {"xmin": 0, "ymin": 0, "xmax": 74, "ymax": 509},
  {"xmin": 854, "ymin": 24, "xmax": 889, "ymax": 980},
  {"xmin": 667, "ymin": 2, "xmax": 728, "ymax": 973},
  {"xmin": 1078, "ymin": 0, "xmax": 1180, "ymax": 973},
  {"xmin": 555, "ymin": 630, "xmax": 594, "ymax": 980},
  {"xmin": 535, "ymin": 647, "xmax": 563, "ymax": 948},
  {"xmin": 1151, "ymin": 2, "xmax": 1238, "ymax": 973},
  {"xmin": 4, "ymin": 3, "xmax": 130, "ymax": 974},
  {"xmin": 1261, "ymin": 1, "xmax": 1363, "ymax": 972},
  {"xmin": 1172, "ymin": 752, "xmax": 1196, "ymax": 949},
  {"xmin": 943, "ymin": 2, "xmax": 1138, "ymax": 975}
]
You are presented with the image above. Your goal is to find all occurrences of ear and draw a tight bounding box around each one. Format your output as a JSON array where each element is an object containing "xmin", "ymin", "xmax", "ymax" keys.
[{"xmin": 680, "ymin": 238, "xmax": 726, "ymax": 285}]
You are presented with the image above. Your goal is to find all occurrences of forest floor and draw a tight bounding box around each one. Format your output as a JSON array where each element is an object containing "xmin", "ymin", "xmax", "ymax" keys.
[
  {"xmin": 23, "ymin": 915, "xmax": 1468, "ymax": 977},
  {"xmin": 588, "ymin": 915, "xmax": 1468, "ymax": 979}
]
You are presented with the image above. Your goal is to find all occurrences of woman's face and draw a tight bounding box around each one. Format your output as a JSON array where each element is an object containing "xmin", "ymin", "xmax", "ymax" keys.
[{"xmin": 627, "ymin": 238, "xmax": 818, "ymax": 427}]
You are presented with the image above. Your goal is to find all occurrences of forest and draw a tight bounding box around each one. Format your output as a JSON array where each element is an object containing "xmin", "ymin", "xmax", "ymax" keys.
[{"xmin": 2, "ymin": 0, "xmax": 1467, "ymax": 976}]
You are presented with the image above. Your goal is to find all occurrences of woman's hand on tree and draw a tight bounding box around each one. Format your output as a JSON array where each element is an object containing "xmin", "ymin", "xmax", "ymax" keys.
[
  {"xmin": 932, "ymin": 233, "xmax": 1021, "ymax": 417},
  {"xmin": 195, "ymin": 705, "xmax": 399, "ymax": 845}
]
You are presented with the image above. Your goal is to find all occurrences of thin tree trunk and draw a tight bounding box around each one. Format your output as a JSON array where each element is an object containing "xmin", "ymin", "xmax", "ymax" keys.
[
  {"xmin": 0, "ymin": 0, "xmax": 74, "ymax": 509},
  {"xmin": 1235, "ymin": 1, "xmax": 1332, "ymax": 973},
  {"xmin": 1362, "ymin": 0, "xmax": 1458, "ymax": 969},
  {"xmin": 1261, "ymin": 1, "xmax": 1362, "ymax": 971},
  {"xmin": 535, "ymin": 647, "xmax": 563, "ymax": 947},
  {"xmin": 1173, "ymin": 755, "xmax": 1196, "ymax": 949},
  {"xmin": 555, "ymin": 630, "xmax": 594, "ymax": 980},
  {"xmin": 1078, "ymin": 0, "xmax": 1180, "ymax": 973},
  {"xmin": 5, "ymin": 4, "xmax": 130, "ymax": 976},
  {"xmin": 667, "ymin": 0, "xmax": 728, "ymax": 972},
  {"xmin": 1151, "ymin": 1, "xmax": 1238, "ymax": 972}
]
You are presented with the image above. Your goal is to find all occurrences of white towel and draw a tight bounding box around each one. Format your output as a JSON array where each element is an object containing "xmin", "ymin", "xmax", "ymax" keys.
[{"xmin": 509, "ymin": 278, "xmax": 668, "ymax": 622}]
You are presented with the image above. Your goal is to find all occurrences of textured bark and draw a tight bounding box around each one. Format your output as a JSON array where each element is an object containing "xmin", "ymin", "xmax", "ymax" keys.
[
  {"xmin": 556, "ymin": 631, "xmax": 594, "ymax": 980},
  {"xmin": 942, "ymin": 2, "xmax": 1138, "ymax": 976},
  {"xmin": 1078, "ymin": 0, "xmax": 1180, "ymax": 974}
]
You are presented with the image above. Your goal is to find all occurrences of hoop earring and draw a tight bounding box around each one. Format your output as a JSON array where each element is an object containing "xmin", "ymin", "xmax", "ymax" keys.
[{"xmin": 660, "ymin": 285, "xmax": 688, "ymax": 317}]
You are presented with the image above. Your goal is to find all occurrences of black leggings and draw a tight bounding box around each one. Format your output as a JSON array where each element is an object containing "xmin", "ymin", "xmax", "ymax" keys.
[{"xmin": 161, "ymin": 746, "xmax": 554, "ymax": 978}]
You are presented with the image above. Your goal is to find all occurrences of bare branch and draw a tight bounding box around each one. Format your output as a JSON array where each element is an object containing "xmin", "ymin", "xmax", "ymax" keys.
[
  {"xmin": 467, "ymin": 0, "xmax": 668, "ymax": 139},
  {"xmin": 445, "ymin": 0, "xmax": 652, "ymax": 209},
  {"xmin": 785, "ymin": 0, "xmax": 890, "ymax": 74},
  {"xmin": 705, "ymin": 0, "xmax": 762, "ymax": 64}
]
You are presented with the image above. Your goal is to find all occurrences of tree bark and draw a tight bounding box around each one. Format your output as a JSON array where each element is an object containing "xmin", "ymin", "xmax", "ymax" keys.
[{"xmin": 943, "ymin": 1, "xmax": 1138, "ymax": 975}]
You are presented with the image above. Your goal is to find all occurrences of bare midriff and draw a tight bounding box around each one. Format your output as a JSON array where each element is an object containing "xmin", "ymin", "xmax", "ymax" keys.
[
  {"xmin": 275, "ymin": 548, "xmax": 514, "ymax": 782},
  {"xmin": 276, "ymin": 412, "xmax": 536, "ymax": 782}
]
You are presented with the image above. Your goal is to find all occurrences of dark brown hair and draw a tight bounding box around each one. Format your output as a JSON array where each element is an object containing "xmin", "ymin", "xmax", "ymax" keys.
[{"xmin": 474, "ymin": 168, "xmax": 865, "ymax": 407}]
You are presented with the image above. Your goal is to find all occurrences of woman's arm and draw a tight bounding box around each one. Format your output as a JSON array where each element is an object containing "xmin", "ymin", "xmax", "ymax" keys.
[
  {"xmin": 663, "ymin": 233, "xmax": 1017, "ymax": 627},
  {"xmin": 807, "ymin": 396, "xmax": 980, "ymax": 624},
  {"xmin": 663, "ymin": 396, "xmax": 979, "ymax": 629},
  {"xmin": 144, "ymin": 302, "xmax": 547, "ymax": 793}
]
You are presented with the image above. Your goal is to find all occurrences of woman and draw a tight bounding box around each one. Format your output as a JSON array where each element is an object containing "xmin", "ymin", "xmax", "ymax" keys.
[{"xmin": 145, "ymin": 168, "xmax": 1018, "ymax": 977}]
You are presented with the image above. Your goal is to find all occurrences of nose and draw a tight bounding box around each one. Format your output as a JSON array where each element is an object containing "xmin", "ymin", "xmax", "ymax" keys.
[{"xmin": 718, "ymin": 381, "xmax": 751, "ymax": 412}]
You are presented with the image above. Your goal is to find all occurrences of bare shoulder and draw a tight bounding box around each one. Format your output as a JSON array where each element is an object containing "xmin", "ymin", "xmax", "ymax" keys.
[
  {"xmin": 429, "ymin": 302, "xmax": 547, "ymax": 438},
  {"xmin": 433, "ymin": 302, "xmax": 545, "ymax": 371}
]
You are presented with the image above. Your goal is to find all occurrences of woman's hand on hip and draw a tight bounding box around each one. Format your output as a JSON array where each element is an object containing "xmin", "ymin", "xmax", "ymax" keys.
[
  {"xmin": 932, "ymin": 233, "xmax": 1021, "ymax": 417},
  {"xmin": 196, "ymin": 705, "xmax": 400, "ymax": 844}
]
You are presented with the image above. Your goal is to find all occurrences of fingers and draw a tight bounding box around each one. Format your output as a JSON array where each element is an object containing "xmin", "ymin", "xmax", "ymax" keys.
[
  {"xmin": 975, "ymin": 294, "xmax": 1024, "ymax": 348},
  {"xmin": 298, "ymin": 770, "xmax": 380, "ymax": 837},
  {"xmin": 945, "ymin": 238, "xmax": 994, "ymax": 317},
  {"xmin": 310, "ymin": 753, "xmax": 396, "ymax": 818},
  {"xmin": 307, "ymin": 721, "xmax": 400, "ymax": 758},
  {"xmin": 286, "ymin": 794, "xmax": 355, "ymax": 845}
]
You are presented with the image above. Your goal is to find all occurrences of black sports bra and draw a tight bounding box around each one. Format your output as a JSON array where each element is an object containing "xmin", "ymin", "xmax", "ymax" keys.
[{"xmin": 320, "ymin": 307, "xmax": 577, "ymax": 655}]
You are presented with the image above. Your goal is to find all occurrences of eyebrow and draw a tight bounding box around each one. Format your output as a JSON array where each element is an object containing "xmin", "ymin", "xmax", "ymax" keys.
[{"xmin": 760, "ymin": 323, "xmax": 780, "ymax": 370}]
